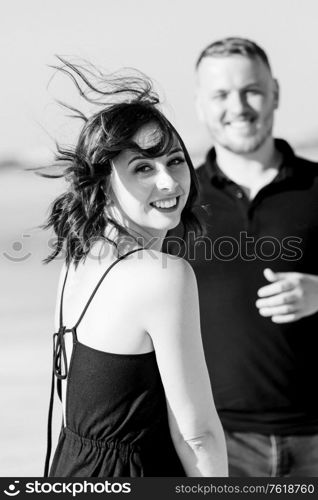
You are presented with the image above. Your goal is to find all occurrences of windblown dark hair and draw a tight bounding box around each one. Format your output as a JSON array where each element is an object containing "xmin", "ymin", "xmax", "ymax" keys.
[{"xmin": 42, "ymin": 58, "xmax": 203, "ymax": 265}]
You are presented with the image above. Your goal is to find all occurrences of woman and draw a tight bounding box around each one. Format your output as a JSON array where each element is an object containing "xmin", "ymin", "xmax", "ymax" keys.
[{"xmin": 43, "ymin": 59, "xmax": 227, "ymax": 477}]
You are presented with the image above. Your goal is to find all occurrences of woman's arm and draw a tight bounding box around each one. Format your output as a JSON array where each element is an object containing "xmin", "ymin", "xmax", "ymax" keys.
[{"xmin": 143, "ymin": 254, "xmax": 228, "ymax": 477}]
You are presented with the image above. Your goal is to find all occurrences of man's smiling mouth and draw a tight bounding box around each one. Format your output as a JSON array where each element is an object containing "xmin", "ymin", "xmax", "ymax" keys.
[{"xmin": 226, "ymin": 116, "xmax": 256, "ymax": 127}]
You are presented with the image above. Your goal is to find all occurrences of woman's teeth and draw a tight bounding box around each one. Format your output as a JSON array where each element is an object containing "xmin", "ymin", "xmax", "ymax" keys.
[{"xmin": 151, "ymin": 197, "xmax": 178, "ymax": 209}]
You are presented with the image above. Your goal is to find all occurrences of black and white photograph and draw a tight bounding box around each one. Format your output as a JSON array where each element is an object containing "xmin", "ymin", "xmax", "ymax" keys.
[{"xmin": 1, "ymin": 0, "xmax": 318, "ymax": 492}]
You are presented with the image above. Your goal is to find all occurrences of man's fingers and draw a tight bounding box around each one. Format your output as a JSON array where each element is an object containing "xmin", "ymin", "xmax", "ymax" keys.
[
  {"xmin": 257, "ymin": 280, "xmax": 294, "ymax": 298},
  {"xmin": 263, "ymin": 268, "xmax": 277, "ymax": 282},
  {"xmin": 263, "ymin": 268, "xmax": 291, "ymax": 282},
  {"xmin": 256, "ymin": 291, "xmax": 298, "ymax": 309},
  {"xmin": 258, "ymin": 304, "xmax": 299, "ymax": 317},
  {"xmin": 271, "ymin": 313, "xmax": 301, "ymax": 324}
]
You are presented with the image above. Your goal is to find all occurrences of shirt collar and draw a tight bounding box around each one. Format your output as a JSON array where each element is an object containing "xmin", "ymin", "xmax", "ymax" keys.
[{"xmin": 204, "ymin": 139, "xmax": 297, "ymax": 186}]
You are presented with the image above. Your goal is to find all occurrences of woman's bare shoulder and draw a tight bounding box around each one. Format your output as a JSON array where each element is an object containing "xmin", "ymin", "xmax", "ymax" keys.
[{"xmin": 124, "ymin": 249, "xmax": 196, "ymax": 295}]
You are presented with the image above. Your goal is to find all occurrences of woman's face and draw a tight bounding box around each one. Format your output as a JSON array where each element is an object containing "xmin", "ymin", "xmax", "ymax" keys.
[{"xmin": 109, "ymin": 122, "xmax": 191, "ymax": 239}]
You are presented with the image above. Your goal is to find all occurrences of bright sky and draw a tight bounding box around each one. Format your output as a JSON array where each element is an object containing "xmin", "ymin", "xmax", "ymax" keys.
[{"xmin": 2, "ymin": 0, "xmax": 318, "ymax": 161}]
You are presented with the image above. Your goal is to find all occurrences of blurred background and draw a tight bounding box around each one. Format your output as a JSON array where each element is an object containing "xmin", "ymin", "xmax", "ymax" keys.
[{"xmin": 1, "ymin": 0, "xmax": 318, "ymax": 476}]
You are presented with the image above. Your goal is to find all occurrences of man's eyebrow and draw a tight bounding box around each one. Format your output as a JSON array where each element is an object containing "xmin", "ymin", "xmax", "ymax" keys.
[
  {"xmin": 128, "ymin": 147, "xmax": 183, "ymax": 165},
  {"xmin": 244, "ymin": 83, "xmax": 262, "ymax": 88}
]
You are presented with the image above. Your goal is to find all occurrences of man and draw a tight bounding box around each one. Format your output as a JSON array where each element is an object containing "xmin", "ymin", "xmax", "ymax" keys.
[{"xmin": 192, "ymin": 37, "xmax": 318, "ymax": 476}]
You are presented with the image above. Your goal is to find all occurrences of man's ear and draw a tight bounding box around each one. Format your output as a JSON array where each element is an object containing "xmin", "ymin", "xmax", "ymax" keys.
[{"xmin": 273, "ymin": 78, "xmax": 280, "ymax": 109}]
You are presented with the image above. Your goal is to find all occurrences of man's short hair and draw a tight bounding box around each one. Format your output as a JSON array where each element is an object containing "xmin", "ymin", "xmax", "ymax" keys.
[{"xmin": 196, "ymin": 37, "xmax": 272, "ymax": 72}]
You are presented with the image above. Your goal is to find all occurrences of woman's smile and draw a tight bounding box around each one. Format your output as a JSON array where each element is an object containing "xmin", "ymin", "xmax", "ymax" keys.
[{"xmin": 149, "ymin": 195, "xmax": 180, "ymax": 211}]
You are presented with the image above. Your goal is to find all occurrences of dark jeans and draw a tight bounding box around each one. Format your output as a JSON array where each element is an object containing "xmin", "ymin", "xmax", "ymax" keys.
[{"xmin": 225, "ymin": 431, "xmax": 318, "ymax": 477}]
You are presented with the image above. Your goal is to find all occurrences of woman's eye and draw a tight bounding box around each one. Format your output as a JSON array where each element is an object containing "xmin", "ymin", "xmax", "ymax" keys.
[
  {"xmin": 134, "ymin": 164, "xmax": 152, "ymax": 174},
  {"xmin": 168, "ymin": 157, "xmax": 186, "ymax": 167}
]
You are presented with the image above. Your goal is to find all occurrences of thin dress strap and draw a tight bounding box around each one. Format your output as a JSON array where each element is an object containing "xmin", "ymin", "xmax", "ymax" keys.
[
  {"xmin": 59, "ymin": 265, "xmax": 70, "ymax": 328},
  {"xmin": 73, "ymin": 248, "xmax": 143, "ymax": 330},
  {"xmin": 43, "ymin": 247, "xmax": 143, "ymax": 477},
  {"xmin": 44, "ymin": 265, "xmax": 70, "ymax": 477}
]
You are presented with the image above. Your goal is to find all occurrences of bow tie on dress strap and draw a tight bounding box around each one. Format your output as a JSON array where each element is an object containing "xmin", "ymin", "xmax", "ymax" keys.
[
  {"xmin": 44, "ymin": 325, "xmax": 70, "ymax": 477},
  {"xmin": 53, "ymin": 326, "xmax": 69, "ymax": 380}
]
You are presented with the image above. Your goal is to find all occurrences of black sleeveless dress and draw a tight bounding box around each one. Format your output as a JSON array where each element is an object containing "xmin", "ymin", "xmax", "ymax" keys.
[{"xmin": 44, "ymin": 249, "xmax": 185, "ymax": 477}]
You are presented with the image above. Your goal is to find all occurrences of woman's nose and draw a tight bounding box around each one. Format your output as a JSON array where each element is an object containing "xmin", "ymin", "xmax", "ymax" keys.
[{"xmin": 155, "ymin": 169, "xmax": 178, "ymax": 191}]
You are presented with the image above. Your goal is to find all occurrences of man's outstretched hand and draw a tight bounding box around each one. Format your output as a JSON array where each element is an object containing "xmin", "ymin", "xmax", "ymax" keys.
[{"xmin": 256, "ymin": 268, "xmax": 318, "ymax": 323}]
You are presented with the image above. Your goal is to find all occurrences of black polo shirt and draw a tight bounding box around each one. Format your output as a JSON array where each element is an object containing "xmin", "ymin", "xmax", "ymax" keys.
[{"xmin": 189, "ymin": 139, "xmax": 318, "ymax": 435}]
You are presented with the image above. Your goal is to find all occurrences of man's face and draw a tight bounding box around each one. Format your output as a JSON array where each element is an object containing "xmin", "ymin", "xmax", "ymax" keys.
[{"xmin": 196, "ymin": 55, "xmax": 279, "ymax": 154}]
